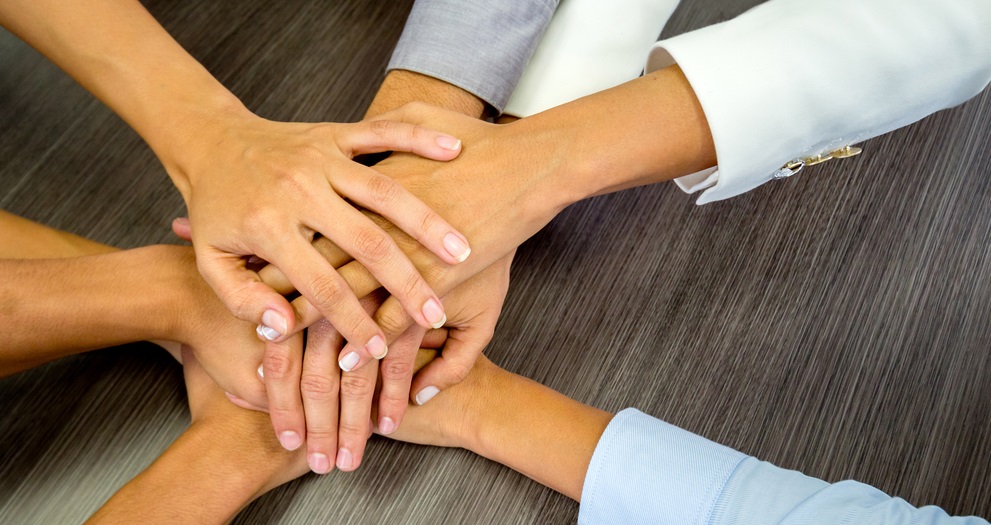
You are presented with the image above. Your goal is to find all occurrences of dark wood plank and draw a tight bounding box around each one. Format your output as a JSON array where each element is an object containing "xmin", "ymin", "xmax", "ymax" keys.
[{"xmin": 1, "ymin": 0, "xmax": 989, "ymax": 523}]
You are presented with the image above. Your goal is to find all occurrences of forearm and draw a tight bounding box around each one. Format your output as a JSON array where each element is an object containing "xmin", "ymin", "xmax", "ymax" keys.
[
  {"xmin": 87, "ymin": 417, "xmax": 303, "ymax": 525},
  {"xmin": 0, "ymin": 210, "xmax": 117, "ymax": 259},
  {"xmin": 0, "ymin": 245, "xmax": 191, "ymax": 376},
  {"xmin": 0, "ymin": 0, "xmax": 245, "ymax": 194},
  {"xmin": 517, "ymin": 65, "xmax": 716, "ymax": 212},
  {"xmin": 464, "ymin": 366, "xmax": 612, "ymax": 501}
]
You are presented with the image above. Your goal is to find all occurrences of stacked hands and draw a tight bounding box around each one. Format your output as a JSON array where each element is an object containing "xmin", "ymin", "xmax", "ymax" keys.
[{"xmin": 166, "ymin": 102, "xmax": 566, "ymax": 475}]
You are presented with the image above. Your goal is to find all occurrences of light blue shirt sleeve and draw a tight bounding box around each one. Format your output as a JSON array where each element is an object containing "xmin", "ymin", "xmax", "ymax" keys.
[
  {"xmin": 579, "ymin": 409, "xmax": 989, "ymax": 525},
  {"xmin": 387, "ymin": 0, "xmax": 559, "ymax": 112}
]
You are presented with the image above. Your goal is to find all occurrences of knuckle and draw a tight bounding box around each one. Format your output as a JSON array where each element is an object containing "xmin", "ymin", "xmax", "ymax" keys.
[
  {"xmin": 377, "ymin": 305, "xmax": 410, "ymax": 336},
  {"xmin": 338, "ymin": 420, "xmax": 369, "ymax": 437},
  {"xmin": 339, "ymin": 373, "xmax": 374, "ymax": 397},
  {"xmin": 418, "ymin": 262, "xmax": 448, "ymax": 289},
  {"xmin": 268, "ymin": 405, "xmax": 299, "ymax": 425},
  {"xmin": 368, "ymin": 119, "xmax": 396, "ymax": 139},
  {"xmin": 399, "ymin": 273, "xmax": 427, "ymax": 303},
  {"xmin": 378, "ymin": 389, "xmax": 408, "ymax": 408},
  {"xmin": 308, "ymin": 273, "xmax": 346, "ymax": 305},
  {"xmin": 365, "ymin": 174, "xmax": 403, "ymax": 207},
  {"xmin": 447, "ymin": 360, "xmax": 473, "ymax": 384},
  {"xmin": 380, "ymin": 358, "xmax": 414, "ymax": 381},
  {"xmin": 300, "ymin": 372, "xmax": 337, "ymax": 401},
  {"xmin": 263, "ymin": 351, "xmax": 294, "ymax": 380},
  {"xmin": 274, "ymin": 168, "xmax": 312, "ymax": 199},
  {"xmin": 305, "ymin": 428, "xmax": 337, "ymax": 445},
  {"xmin": 416, "ymin": 209, "xmax": 440, "ymax": 238},
  {"xmin": 352, "ymin": 227, "xmax": 392, "ymax": 264},
  {"xmin": 242, "ymin": 205, "xmax": 284, "ymax": 237}
]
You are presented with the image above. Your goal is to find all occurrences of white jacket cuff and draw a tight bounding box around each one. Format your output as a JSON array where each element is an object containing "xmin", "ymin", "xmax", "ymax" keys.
[{"xmin": 648, "ymin": 0, "xmax": 991, "ymax": 204}]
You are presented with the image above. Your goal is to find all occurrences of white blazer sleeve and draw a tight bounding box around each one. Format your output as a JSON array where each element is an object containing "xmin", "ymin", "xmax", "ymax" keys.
[
  {"xmin": 502, "ymin": 0, "xmax": 681, "ymax": 117},
  {"xmin": 650, "ymin": 0, "xmax": 991, "ymax": 204}
]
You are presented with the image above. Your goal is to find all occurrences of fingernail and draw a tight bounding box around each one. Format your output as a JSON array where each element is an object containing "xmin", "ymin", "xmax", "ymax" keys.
[
  {"xmin": 256, "ymin": 324, "xmax": 281, "ymax": 341},
  {"xmin": 278, "ymin": 431, "xmax": 302, "ymax": 451},
  {"xmin": 443, "ymin": 232, "xmax": 471, "ymax": 263},
  {"xmin": 308, "ymin": 452, "xmax": 332, "ymax": 474},
  {"xmin": 379, "ymin": 416, "xmax": 397, "ymax": 435},
  {"xmin": 336, "ymin": 448, "xmax": 354, "ymax": 470},
  {"xmin": 257, "ymin": 364, "xmax": 265, "ymax": 380},
  {"xmin": 262, "ymin": 310, "xmax": 288, "ymax": 335},
  {"xmin": 173, "ymin": 217, "xmax": 189, "ymax": 227},
  {"xmin": 366, "ymin": 335, "xmax": 388, "ymax": 359},
  {"xmin": 415, "ymin": 386, "xmax": 440, "ymax": 406},
  {"xmin": 435, "ymin": 135, "xmax": 461, "ymax": 151},
  {"xmin": 421, "ymin": 298, "xmax": 446, "ymax": 329},
  {"xmin": 339, "ymin": 351, "xmax": 360, "ymax": 372}
]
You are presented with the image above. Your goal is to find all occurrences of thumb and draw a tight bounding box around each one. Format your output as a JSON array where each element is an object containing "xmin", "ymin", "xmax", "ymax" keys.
[
  {"xmin": 196, "ymin": 247, "xmax": 296, "ymax": 341},
  {"xmin": 172, "ymin": 217, "xmax": 192, "ymax": 241}
]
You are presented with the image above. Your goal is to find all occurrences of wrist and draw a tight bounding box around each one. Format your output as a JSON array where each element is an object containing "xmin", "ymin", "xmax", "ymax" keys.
[
  {"xmin": 148, "ymin": 245, "xmax": 208, "ymax": 345},
  {"xmin": 455, "ymin": 362, "xmax": 517, "ymax": 458},
  {"xmin": 148, "ymin": 94, "xmax": 252, "ymax": 198},
  {"xmin": 365, "ymin": 70, "xmax": 486, "ymax": 119},
  {"xmin": 509, "ymin": 65, "xmax": 716, "ymax": 207}
]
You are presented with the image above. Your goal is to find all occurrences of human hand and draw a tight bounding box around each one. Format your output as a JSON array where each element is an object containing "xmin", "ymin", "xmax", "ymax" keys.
[
  {"xmin": 180, "ymin": 347, "xmax": 308, "ymax": 500},
  {"xmin": 282, "ymin": 104, "xmax": 569, "ymax": 347},
  {"xmin": 167, "ymin": 105, "xmax": 472, "ymax": 360},
  {"xmin": 251, "ymin": 245, "xmax": 511, "ymax": 471},
  {"xmin": 372, "ymin": 347, "xmax": 501, "ymax": 451},
  {"xmin": 326, "ymin": 254, "xmax": 513, "ymax": 473},
  {"xmin": 160, "ymin": 238, "xmax": 296, "ymax": 412}
]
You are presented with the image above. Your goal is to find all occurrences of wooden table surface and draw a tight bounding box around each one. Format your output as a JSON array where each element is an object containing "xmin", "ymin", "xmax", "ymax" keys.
[{"xmin": 1, "ymin": 1, "xmax": 989, "ymax": 523}]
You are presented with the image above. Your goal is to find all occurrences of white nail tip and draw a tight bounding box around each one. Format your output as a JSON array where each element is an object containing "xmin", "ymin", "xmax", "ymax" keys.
[
  {"xmin": 455, "ymin": 247, "xmax": 471, "ymax": 263},
  {"xmin": 256, "ymin": 324, "xmax": 280, "ymax": 341},
  {"xmin": 430, "ymin": 314, "xmax": 447, "ymax": 330},
  {"xmin": 257, "ymin": 365, "xmax": 265, "ymax": 379},
  {"xmin": 415, "ymin": 386, "xmax": 440, "ymax": 405},
  {"xmin": 339, "ymin": 351, "xmax": 360, "ymax": 372}
]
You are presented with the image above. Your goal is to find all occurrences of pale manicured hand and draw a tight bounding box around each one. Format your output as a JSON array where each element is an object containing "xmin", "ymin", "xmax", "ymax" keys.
[{"xmin": 170, "ymin": 105, "xmax": 472, "ymax": 361}]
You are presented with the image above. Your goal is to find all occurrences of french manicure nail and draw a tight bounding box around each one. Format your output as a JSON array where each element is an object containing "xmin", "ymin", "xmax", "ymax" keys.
[
  {"xmin": 379, "ymin": 417, "xmax": 397, "ymax": 435},
  {"xmin": 309, "ymin": 453, "xmax": 332, "ymax": 474},
  {"xmin": 256, "ymin": 324, "xmax": 281, "ymax": 341},
  {"xmin": 336, "ymin": 448, "xmax": 354, "ymax": 470},
  {"xmin": 278, "ymin": 431, "xmax": 302, "ymax": 451},
  {"xmin": 421, "ymin": 298, "xmax": 446, "ymax": 329},
  {"xmin": 443, "ymin": 232, "xmax": 471, "ymax": 263},
  {"xmin": 257, "ymin": 364, "xmax": 265, "ymax": 380},
  {"xmin": 366, "ymin": 335, "xmax": 388, "ymax": 359},
  {"xmin": 339, "ymin": 351, "xmax": 360, "ymax": 372},
  {"xmin": 415, "ymin": 386, "xmax": 440, "ymax": 406},
  {"xmin": 435, "ymin": 135, "xmax": 461, "ymax": 151},
  {"xmin": 262, "ymin": 310, "xmax": 288, "ymax": 335}
]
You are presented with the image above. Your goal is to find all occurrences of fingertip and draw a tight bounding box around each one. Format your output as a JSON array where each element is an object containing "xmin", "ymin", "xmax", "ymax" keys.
[
  {"xmin": 442, "ymin": 232, "xmax": 471, "ymax": 264},
  {"xmin": 278, "ymin": 430, "xmax": 303, "ymax": 451},
  {"xmin": 433, "ymin": 134, "xmax": 462, "ymax": 157},
  {"xmin": 338, "ymin": 350, "xmax": 361, "ymax": 372},
  {"xmin": 378, "ymin": 416, "xmax": 397, "ymax": 436},
  {"xmin": 308, "ymin": 452, "xmax": 334, "ymax": 475},
  {"xmin": 336, "ymin": 448, "xmax": 355, "ymax": 471},
  {"xmin": 414, "ymin": 385, "xmax": 440, "ymax": 406}
]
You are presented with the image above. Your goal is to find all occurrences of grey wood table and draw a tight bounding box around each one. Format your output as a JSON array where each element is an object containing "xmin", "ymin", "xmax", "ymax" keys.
[{"xmin": 1, "ymin": 1, "xmax": 989, "ymax": 523}]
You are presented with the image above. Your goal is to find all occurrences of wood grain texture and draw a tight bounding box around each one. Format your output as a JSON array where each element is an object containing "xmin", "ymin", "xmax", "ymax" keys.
[{"xmin": 1, "ymin": 0, "xmax": 989, "ymax": 523}]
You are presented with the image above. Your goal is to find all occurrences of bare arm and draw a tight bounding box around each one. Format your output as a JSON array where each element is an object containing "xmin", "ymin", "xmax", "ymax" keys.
[
  {"xmin": 87, "ymin": 350, "xmax": 307, "ymax": 524},
  {"xmin": 0, "ymin": 0, "xmax": 471, "ymax": 367}
]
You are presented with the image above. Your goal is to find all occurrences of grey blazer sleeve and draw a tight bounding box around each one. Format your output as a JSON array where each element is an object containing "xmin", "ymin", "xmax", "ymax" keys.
[{"xmin": 387, "ymin": 0, "xmax": 559, "ymax": 112}]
